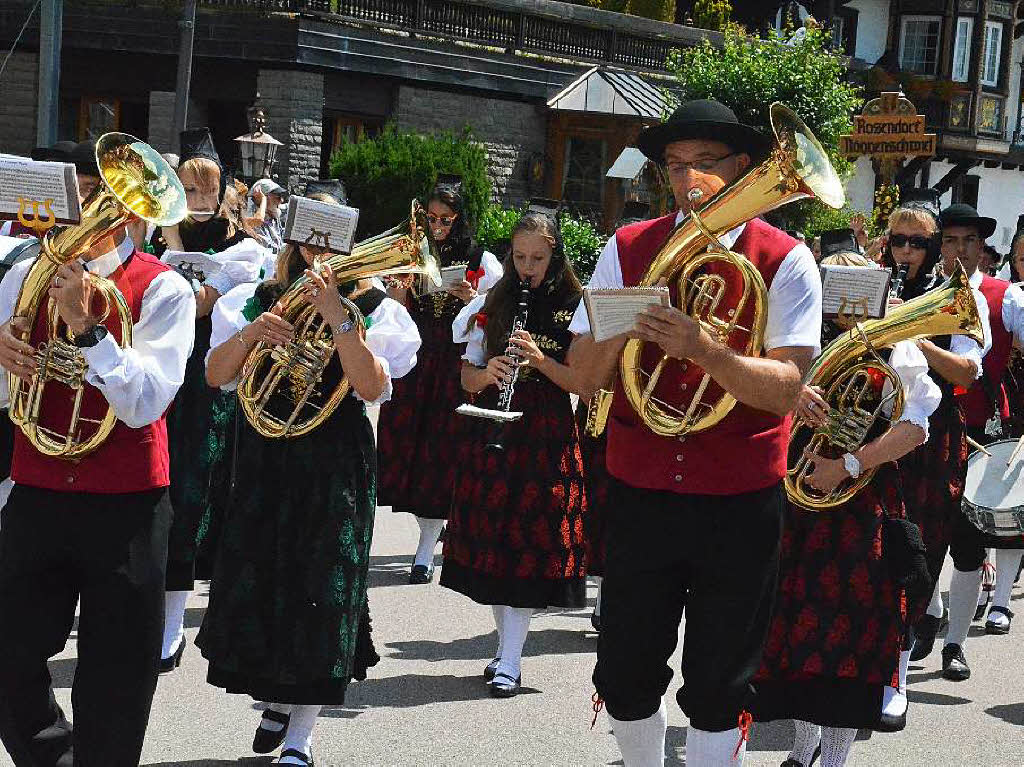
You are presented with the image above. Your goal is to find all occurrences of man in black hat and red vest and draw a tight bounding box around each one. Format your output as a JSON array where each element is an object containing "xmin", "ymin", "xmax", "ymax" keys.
[
  {"xmin": 568, "ymin": 99, "xmax": 823, "ymax": 765},
  {"xmin": 0, "ymin": 163, "xmax": 196, "ymax": 765},
  {"xmin": 926, "ymin": 203, "xmax": 1024, "ymax": 682}
]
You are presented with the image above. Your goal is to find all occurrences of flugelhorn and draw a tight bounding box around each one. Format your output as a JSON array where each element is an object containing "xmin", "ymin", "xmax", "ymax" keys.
[
  {"xmin": 237, "ymin": 199, "xmax": 441, "ymax": 439},
  {"xmin": 587, "ymin": 103, "xmax": 845, "ymax": 438},
  {"xmin": 786, "ymin": 262, "xmax": 984, "ymax": 509},
  {"xmin": 8, "ymin": 133, "xmax": 186, "ymax": 458}
]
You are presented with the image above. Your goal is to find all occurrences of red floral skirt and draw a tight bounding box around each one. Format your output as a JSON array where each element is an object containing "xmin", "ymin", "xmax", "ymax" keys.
[
  {"xmin": 575, "ymin": 402, "xmax": 609, "ymax": 577},
  {"xmin": 752, "ymin": 464, "xmax": 908, "ymax": 729},
  {"xmin": 440, "ymin": 378, "xmax": 588, "ymax": 608}
]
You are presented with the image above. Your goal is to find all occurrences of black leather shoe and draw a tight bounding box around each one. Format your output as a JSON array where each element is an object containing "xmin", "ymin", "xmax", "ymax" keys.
[
  {"xmin": 780, "ymin": 745, "xmax": 820, "ymax": 766},
  {"xmin": 910, "ymin": 611, "xmax": 944, "ymax": 662},
  {"xmin": 252, "ymin": 708, "xmax": 290, "ymax": 754},
  {"xmin": 159, "ymin": 636, "xmax": 186, "ymax": 673},
  {"xmin": 483, "ymin": 658, "xmax": 499, "ymax": 681},
  {"xmin": 408, "ymin": 564, "xmax": 434, "ymax": 584},
  {"xmin": 590, "ymin": 611, "xmax": 601, "ymax": 633},
  {"xmin": 488, "ymin": 672, "xmax": 521, "ymax": 698},
  {"xmin": 941, "ymin": 643, "xmax": 971, "ymax": 681},
  {"xmin": 877, "ymin": 698, "xmax": 908, "ymax": 733},
  {"xmin": 276, "ymin": 747, "xmax": 314, "ymax": 765},
  {"xmin": 985, "ymin": 605, "xmax": 1014, "ymax": 635}
]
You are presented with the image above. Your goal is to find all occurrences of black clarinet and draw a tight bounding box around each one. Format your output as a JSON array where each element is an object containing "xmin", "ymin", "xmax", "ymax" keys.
[
  {"xmin": 889, "ymin": 263, "xmax": 909, "ymax": 300},
  {"xmin": 486, "ymin": 278, "xmax": 531, "ymax": 452}
]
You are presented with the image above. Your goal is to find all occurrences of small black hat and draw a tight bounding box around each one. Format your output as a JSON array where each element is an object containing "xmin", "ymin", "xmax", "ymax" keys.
[
  {"xmin": 30, "ymin": 140, "xmax": 76, "ymax": 163},
  {"xmin": 939, "ymin": 203, "xmax": 997, "ymax": 239},
  {"xmin": 899, "ymin": 187, "xmax": 941, "ymax": 219},
  {"xmin": 434, "ymin": 174, "xmax": 463, "ymax": 194},
  {"xmin": 179, "ymin": 128, "xmax": 221, "ymax": 167},
  {"xmin": 304, "ymin": 179, "xmax": 348, "ymax": 205},
  {"xmin": 526, "ymin": 197, "xmax": 561, "ymax": 218},
  {"xmin": 69, "ymin": 141, "xmax": 100, "ymax": 178},
  {"xmin": 819, "ymin": 228, "xmax": 862, "ymax": 260},
  {"xmin": 636, "ymin": 99, "xmax": 771, "ymax": 165}
]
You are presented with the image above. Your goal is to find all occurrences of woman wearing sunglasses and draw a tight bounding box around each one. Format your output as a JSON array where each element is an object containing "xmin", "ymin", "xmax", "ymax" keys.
[{"xmin": 377, "ymin": 177, "xmax": 503, "ymax": 583}]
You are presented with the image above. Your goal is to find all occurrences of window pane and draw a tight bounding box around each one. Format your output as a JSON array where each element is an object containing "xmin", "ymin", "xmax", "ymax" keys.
[
  {"xmin": 952, "ymin": 18, "xmax": 973, "ymax": 82},
  {"xmin": 562, "ymin": 137, "xmax": 606, "ymax": 218},
  {"xmin": 983, "ymin": 23, "xmax": 1002, "ymax": 86},
  {"xmin": 901, "ymin": 18, "xmax": 940, "ymax": 75},
  {"xmin": 81, "ymin": 98, "xmax": 118, "ymax": 142}
]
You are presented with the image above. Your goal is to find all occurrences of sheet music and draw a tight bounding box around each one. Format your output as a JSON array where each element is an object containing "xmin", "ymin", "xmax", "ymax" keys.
[
  {"xmin": 160, "ymin": 239, "xmax": 265, "ymax": 284},
  {"xmin": 819, "ymin": 265, "xmax": 891, "ymax": 319},
  {"xmin": 584, "ymin": 287, "xmax": 671, "ymax": 342},
  {"xmin": 425, "ymin": 264, "xmax": 469, "ymax": 294},
  {"xmin": 0, "ymin": 158, "xmax": 81, "ymax": 224},
  {"xmin": 284, "ymin": 196, "xmax": 359, "ymax": 254}
]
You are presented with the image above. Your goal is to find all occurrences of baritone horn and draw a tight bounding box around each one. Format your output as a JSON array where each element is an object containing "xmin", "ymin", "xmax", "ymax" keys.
[
  {"xmin": 8, "ymin": 133, "xmax": 186, "ymax": 459},
  {"xmin": 786, "ymin": 262, "xmax": 984, "ymax": 509},
  {"xmin": 237, "ymin": 199, "xmax": 441, "ymax": 438},
  {"xmin": 587, "ymin": 103, "xmax": 845, "ymax": 438}
]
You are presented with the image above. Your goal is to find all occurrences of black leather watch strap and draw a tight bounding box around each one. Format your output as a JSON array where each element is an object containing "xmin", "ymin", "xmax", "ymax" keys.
[{"xmin": 72, "ymin": 325, "xmax": 109, "ymax": 348}]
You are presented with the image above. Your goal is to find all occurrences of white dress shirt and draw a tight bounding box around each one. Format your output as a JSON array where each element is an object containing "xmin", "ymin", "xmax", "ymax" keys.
[
  {"xmin": 568, "ymin": 216, "xmax": 824, "ymax": 354},
  {"xmin": 946, "ymin": 278, "xmax": 991, "ymax": 379},
  {"xmin": 887, "ymin": 340, "xmax": 943, "ymax": 438},
  {"xmin": 209, "ymin": 281, "xmax": 421, "ymax": 407},
  {"xmin": 969, "ymin": 269, "xmax": 1024, "ymax": 345},
  {"xmin": 0, "ymin": 235, "xmax": 196, "ymax": 427},
  {"xmin": 454, "ymin": 294, "xmax": 490, "ymax": 366}
]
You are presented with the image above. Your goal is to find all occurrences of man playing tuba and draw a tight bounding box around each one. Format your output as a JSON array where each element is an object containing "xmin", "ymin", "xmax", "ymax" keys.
[
  {"xmin": 0, "ymin": 164, "xmax": 196, "ymax": 767},
  {"xmin": 568, "ymin": 99, "xmax": 824, "ymax": 765}
]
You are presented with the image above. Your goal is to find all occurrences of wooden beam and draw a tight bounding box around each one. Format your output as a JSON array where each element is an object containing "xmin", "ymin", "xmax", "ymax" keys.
[
  {"xmin": 896, "ymin": 155, "xmax": 931, "ymax": 186},
  {"xmin": 932, "ymin": 160, "xmax": 980, "ymax": 194}
]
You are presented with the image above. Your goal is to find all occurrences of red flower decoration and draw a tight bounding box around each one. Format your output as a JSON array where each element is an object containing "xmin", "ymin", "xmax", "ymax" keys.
[
  {"xmin": 865, "ymin": 366, "xmax": 887, "ymax": 392},
  {"xmin": 475, "ymin": 311, "xmax": 488, "ymax": 327},
  {"xmin": 467, "ymin": 267, "xmax": 485, "ymax": 290}
]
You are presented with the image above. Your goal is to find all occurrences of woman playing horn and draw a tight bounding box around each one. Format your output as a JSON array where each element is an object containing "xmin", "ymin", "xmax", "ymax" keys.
[
  {"xmin": 752, "ymin": 251, "xmax": 941, "ymax": 767},
  {"xmin": 197, "ymin": 192, "xmax": 421, "ymax": 766}
]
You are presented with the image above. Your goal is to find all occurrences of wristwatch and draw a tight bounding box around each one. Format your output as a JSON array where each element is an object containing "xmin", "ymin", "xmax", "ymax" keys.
[
  {"xmin": 331, "ymin": 319, "xmax": 355, "ymax": 336},
  {"xmin": 842, "ymin": 452, "xmax": 862, "ymax": 479},
  {"xmin": 72, "ymin": 324, "xmax": 108, "ymax": 349}
]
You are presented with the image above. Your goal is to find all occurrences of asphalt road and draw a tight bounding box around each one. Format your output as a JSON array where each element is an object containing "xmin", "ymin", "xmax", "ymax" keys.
[{"xmin": 5, "ymin": 408, "xmax": 1024, "ymax": 766}]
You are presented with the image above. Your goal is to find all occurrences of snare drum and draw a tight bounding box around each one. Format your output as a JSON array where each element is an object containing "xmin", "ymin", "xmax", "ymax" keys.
[{"xmin": 963, "ymin": 439, "xmax": 1024, "ymax": 537}]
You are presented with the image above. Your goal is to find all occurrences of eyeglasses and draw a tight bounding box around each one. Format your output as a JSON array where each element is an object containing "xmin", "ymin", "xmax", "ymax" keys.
[
  {"xmin": 427, "ymin": 214, "xmax": 457, "ymax": 227},
  {"xmin": 665, "ymin": 153, "xmax": 737, "ymax": 175},
  {"xmin": 889, "ymin": 234, "xmax": 931, "ymax": 249}
]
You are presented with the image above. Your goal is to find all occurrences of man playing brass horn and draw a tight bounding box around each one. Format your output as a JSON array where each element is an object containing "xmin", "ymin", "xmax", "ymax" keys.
[{"xmin": 568, "ymin": 99, "xmax": 823, "ymax": 765}]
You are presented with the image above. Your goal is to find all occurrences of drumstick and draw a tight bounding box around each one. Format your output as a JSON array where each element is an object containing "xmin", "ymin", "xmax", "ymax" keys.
[
  {"xmin": 966, "ymin": 436, "xmax": 992, "ymax": 457},
  {"xmin": 1007, "ymin": 434, "xmax": 1024, "ymax": 467}
]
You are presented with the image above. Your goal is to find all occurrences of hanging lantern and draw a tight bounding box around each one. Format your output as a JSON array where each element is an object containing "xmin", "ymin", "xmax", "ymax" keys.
[{"xmin": 234, "ymin": 100, "xmax": 282, "ymax": 182}]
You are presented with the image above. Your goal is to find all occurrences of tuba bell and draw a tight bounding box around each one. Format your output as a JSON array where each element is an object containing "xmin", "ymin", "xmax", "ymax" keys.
[
  {"xmin": 237, "ymin": 199, "xmax": 441, "ymax": 438},
  {"xmin": 588, "ymin": 103, "xmax": 845, "ymax": 438},
  {"xmin": 8, "ymin": 133, "xmax": 186, "ymax": 459},
  {"xmin": 786, "ymin": 262, "xmax": 984, "ymax": 509}
]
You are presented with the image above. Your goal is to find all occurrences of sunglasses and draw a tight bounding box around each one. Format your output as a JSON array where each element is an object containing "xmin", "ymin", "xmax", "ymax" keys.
[
  {"xmin": 889, "ymin": 234, "xmax": 931, "ymax": 249},
  {"xmin": 427, "ymin": 214, "xmax": 457, "ymax": 227}
]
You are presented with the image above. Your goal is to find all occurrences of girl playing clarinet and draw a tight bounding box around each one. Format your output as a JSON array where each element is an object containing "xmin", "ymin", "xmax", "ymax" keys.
[{"xmin": 441, "ymin": 211, "xmax": 588, "ymax": 698}]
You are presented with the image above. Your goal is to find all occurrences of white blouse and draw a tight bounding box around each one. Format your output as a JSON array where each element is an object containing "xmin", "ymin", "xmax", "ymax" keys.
[
  {"xmin": 885, "ymin": 340, "xmax": 942, "ymax": 439},
  {"xmin": 474, "ymin": 250, "xmax": 504, "ymax": 293},
  {"xmin": 208, "ymin": 281, "xmax": 421, "ymax": 406},
  {"xmin": 454, "ymin": 293, "xmax": 489, "ymax": 366}
]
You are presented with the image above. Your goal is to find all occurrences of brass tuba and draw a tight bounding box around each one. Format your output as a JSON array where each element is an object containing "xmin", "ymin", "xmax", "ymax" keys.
[
  {"xmin": 8, "ymin": 133, "xmax": 186, "ymax": 458},
  {"xmin": 237, "ymin": 199, "xmax": 441, "ymax": 438},
  {"xmin": 786, "ymin": 262, "xmax": 984, "ymax": 509},
  {"xmin": 588, "ymin": 103, "xmax": 845, "ymax": 438}
]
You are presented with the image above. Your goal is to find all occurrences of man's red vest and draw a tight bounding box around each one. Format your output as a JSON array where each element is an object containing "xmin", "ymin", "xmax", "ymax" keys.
[
  {"xmin": 605, "ymin": 215, "xmax": 796, "ymax": 495},
  {"xmin": 959, "ymin": 274, "xmax": 1011, "ymax": 428},
  {"xmin": 12, "ymin": 250, "xmax": 173, "ymax": 493}
]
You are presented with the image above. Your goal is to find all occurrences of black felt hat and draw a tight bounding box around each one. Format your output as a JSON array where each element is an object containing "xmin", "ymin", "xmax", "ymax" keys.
[
  {"xmin": 899, "ymin": 187, "xmax": 941, "ymax": 220},
  {"xmin": 434, "ymin": 174, "xmax": 463, "ymax": 194},
  {"xmin": 30, "ymin": 140, "xmax": 76, "ymax": 163},
  {"xmin": 179, "ymin": 128, "xmax": 221, "ymax": 166},
  {"xmin": 939, "ymin": 203, "xmax": 997, "ymax": 239},
  {"xmin": 69, "ymin": 141, "xmax": 100, "ymax": 178},
  {"xmin": 636, "ymin": 99, "xmax": 771, "ymax": 164},
  {"xmin": 304, "ymin": 179, "xmax": 348, "ymax": 205},
  {"xmin": 819, "ymin": 228, "xmax": 861, "ymax": 260}
]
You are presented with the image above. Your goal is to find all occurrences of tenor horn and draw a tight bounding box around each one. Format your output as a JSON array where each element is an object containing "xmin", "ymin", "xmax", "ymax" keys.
[
  {"xmin": 589, "ymin": 103, "xmax": 845, "ymax": 438},
  {"xmin": 8, "ymin": 133, "xmax": 186, "ymax": 458},
  {"xmin": 786, "ymin": 262, "xmax": 984, "ymax": 509},
  {"xmin": 237, "ymin": 199, "xmax": 441, "ymax": 438}
]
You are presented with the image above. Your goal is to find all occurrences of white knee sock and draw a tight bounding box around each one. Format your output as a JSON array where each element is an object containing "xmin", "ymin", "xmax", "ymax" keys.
[
  {"xmin": 946, "ymin": 567, "xmax": 983, "ymax": 648},
  {"xmin": 495, "ymin": 606, "xmax": 532, "ymax": 681},
  {"xmin": 687, "ymin": 726, "xmax": 745, "ymax": 765},
  {"xmin": 413, "ymin": 517, "xmax": 445, "ymax": 568},
  {"xmin": 609, "ymin": 700, "xmax": 667, "ymax": 767},
  {"xmin": 278, "ymin": 704, "xmax": 319, "ymax": 763},
  {"xmin": 162, "ymin": 590, "xmax": 189, "ymax": 658},
  {"xmin": 491, "ymin": 604, "xmax": 504, "ymax": 658},
  {"xmin": 819, "ymin": 727, "xmax": 856, "ymax": 767},
  {"xmin": 881, "ymin": 651, "xmax": 910, "ymax": 718},
  {"xmin": 260, "ymin": 702, "xmax": 292, "ymax": 733},
  {"xmin": 926, "ymin": 582, "xmax": 944, "ymax": 619},
  {"xmin": 994, "ymin": 549, "xmax": 1024, "ymax": 610},
  {"xmin": 788, "ymin": 720, "xmax": 821, "ymax": 766},
  {"xmin": 593, "ymin": 576, "xmax": 603, "ymax": 616}
]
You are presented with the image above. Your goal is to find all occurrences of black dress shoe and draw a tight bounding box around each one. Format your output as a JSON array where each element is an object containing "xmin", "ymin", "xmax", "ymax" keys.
[
  {"xmin": 941, "ymin": 643, "xmax": 971, "ymax": 681},
  {"xmin": 159, "ymin": 636, "xmax": 186, "ymax": 673},
  {"xmin": 408, "ymin": 564, "xmax": 434, "ymax": 584},
  {"xmin": 910, "ymin": 611, "xmax": 943, "ymax": 662},
  {"xmin": 985, "ymin": 605, "xmax": 1014, "ymax": 635},
  {"xmin": 252, "ymin": 708, "xmax": 290, "ymax": 754},
  {"xmin": 877, "ymin": 700, "xmax": 908, "ymax": 733},
  {"xmin": 779, "ymin": 745, "xmax": 820, "ymax": 766},
  {"xmin": 483, "ymin": 658, "xmax": 499, "ymax": 681},
  {"xmin": 974, "ymin": 591, "xmax": 991, "ymax": 622},
  {"xmin": 488, "ymin": 672, "xmax": 521, "ymax": 698},
  {"xmin": 590, "ymin": 611, "xmax": 601, "ymax": 632},
  {"xmin": 277, "ymin": 747, "xmax": 314, "ymax": 765}
]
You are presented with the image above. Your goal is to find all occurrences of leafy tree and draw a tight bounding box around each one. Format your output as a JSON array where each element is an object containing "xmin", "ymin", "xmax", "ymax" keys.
[
  {"xmin": 328, "ymin": 126, "xmax": 490, "ymax": 240},
  {"xmin": 692, "ymin": 0, "xmax": 731, "ymax": 31},
  {"xmin": 667, "ymin": 23, "xmax": 862, "ymax": 231}
]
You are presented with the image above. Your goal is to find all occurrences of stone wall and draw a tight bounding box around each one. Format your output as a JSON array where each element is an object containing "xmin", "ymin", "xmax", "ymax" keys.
[
  {"xmin": 392, "ymin": 85, "xmax": 547, "ymax": 206},
  {"xmin": 0, "ymin": 51, "xmax": 38, "ymax": 157},
  {"xmin": 257, "ymin": 69, "xmax": 325, "ymax": 193},
  {"xmin": 147, "ymin": 92, "xmax": 209, "ymax": 154}
]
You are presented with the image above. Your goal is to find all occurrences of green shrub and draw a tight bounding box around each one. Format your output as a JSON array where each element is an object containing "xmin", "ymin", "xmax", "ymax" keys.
[
  {"xmin": 476, "ymin": 204, "xmax": 606, "ymax": 283},
  {"xmin": 692, "ymin": 0, "xmax": 731, "ymax": 31},
  {"xmin": 328, "ymin": 125, "xmax": 490, "ymax": 240}
]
